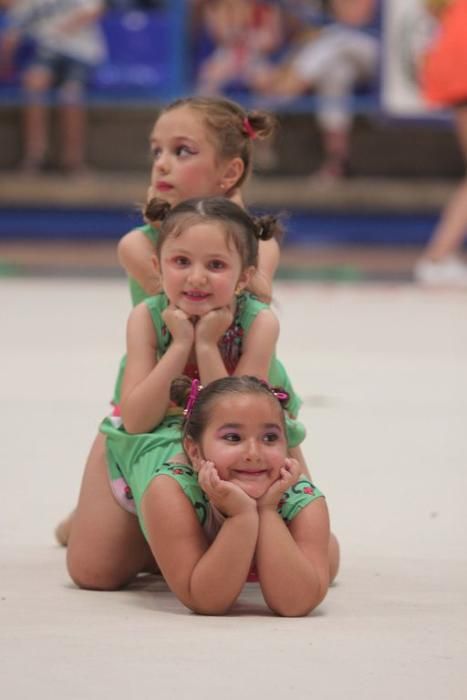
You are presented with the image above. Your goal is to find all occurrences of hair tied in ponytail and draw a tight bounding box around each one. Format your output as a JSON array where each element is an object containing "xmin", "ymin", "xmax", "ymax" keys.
[
  {"xmin": 184, "ymin": 379, "xmax": 203, "ymax": 418},
  {"xmin": 243, "ymin": 117, "xmax": 257, "ymax": 140},
  {"xmin": 145, "ymin": 197, "xmax": 172, "ymax": 224}
]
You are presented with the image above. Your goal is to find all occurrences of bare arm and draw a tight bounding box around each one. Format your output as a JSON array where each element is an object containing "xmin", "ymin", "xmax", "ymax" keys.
[
  {"xmin": 142, "ymin": 472, "xmax": 258, "ymax": 615},
  {"xmin": 195, "ymin": 305, "xmax": 278, "ymax": 385},
  {"xmin": 120, "ymin": 303, "xmax": 193, "ymax": 433},
  {"xmin": 117, "ymin": 228, "xmax": 162, "ymax": 298},
  {"xmin": 0, "ymin": 26, "xmax": 21, "ymax": 76},
  {"xmin": 56, "ymin": 2, "xmax": 105, "ymax": 33},
  {"xmin": 256, "ymin": 496, "xmax": 331, "ymax": 616},
  {"xmin": 248, "ymin": 237, "xmax": 280, "ymax": 303},
  {"xmin": 330, "ymin": 0, "xmax": 376, "ymax": 26},
  {"xmin": 234, "ymin": 308, "xmax": 279, "ymax": 378}
]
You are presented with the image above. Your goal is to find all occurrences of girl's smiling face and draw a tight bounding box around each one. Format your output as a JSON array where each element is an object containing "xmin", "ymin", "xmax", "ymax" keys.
[
  {"xmin": 159, "ymin": 221, "xmax": 251, "ymax": 316},
  {"xmin": 150, "ymin": 106, "xmax": 232, "ymax": 206},
  {"xmin": 187, "ymin": 393, "xmax": 288, "ymax": 500}
]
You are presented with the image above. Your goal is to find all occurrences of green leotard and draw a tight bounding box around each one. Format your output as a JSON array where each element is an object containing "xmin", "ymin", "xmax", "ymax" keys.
[
  {"xmin": 112, "ymin": 223, "xmax": 159, "ymax": 405},
  {"xmin": 131, "ymin": 461, "xmax": 324, "ymax": 543},
  {"xmin": 113, "ymin": 223, "xmax": 303, "ymax": 414},
  {"xmin": 128, "ymin": 223, "xmax": 159, "ymax": 306},
  {"xmin": 101, "ymin": 292, "xmax": 307, "ymax": 526}
]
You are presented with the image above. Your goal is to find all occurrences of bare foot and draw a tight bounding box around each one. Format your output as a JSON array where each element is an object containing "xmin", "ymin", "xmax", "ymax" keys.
[{"xmin": 55, "ymin": 510, "xmax": 75, "ymax": 546}]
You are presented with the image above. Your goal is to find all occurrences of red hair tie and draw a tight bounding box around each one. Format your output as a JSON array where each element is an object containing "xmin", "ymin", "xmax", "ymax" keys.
[
  {"xmin": 184, "ymin": 379, "xmax": 202, "ymax": 417},
  {"xmin": 243, "ymin": 117, "xmax": 257, "ymax": 140}
]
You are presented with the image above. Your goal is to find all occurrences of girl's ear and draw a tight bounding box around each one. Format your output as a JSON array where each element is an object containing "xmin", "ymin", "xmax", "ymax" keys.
[
  {"xmin": 183, "ymin": 437, "xmax": 203, "ymax": 472},
  {"xmin": 236, "ymin": 265, "xmax": 255, "ymax": 293},
  {"xmin": 220, "ymin": 157, "xmax": 244, "ymax": 192}
]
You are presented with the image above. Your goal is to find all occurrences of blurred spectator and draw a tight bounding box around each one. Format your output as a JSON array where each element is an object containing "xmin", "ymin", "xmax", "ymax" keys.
[
  {"xmin": 250, "ymin": 0, "xmax": 380, "ymax": 180},
  {"xmin": 0, "ymin": 0, "xmax": 106, "ymax": 174},
  {"xmin": 414, "ymin": 0, "xmax": 467, "ymax": 286},
  {"xmin": 105, "ymin": 1, "xmax": 165, "ymax": 8},
  {"xmin": 194, "ymin": 0, "xmax": 286, "ymax": 96}
]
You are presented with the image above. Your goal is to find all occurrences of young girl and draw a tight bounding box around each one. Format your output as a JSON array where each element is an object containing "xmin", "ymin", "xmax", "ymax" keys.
[
  {"xmin": 142, "ymin": 374, "xmax": 334, "ymax": 616},
  {"xmin": 118, "ymin": 95, "xmax": 280, "ymax": 307},
  {"xmin": 56, "ymin": 96, "xmax": 281, "ymax": 545},
  {"xmin": 66, "ymin": 197, "xmax": 307, "ymax": 591},
  {"xmin": 414, "ymin": 0, "xmax": 467, "ymax": 285}
]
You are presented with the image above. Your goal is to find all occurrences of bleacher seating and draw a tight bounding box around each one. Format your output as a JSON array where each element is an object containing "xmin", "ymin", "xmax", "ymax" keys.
[
  {"xmin": 0, "ymin": 3, "xmax": 382, "ymax": 113},
  {"xmin": 0, "ymin": 5, "xmax": 188, "ymax": 105}
]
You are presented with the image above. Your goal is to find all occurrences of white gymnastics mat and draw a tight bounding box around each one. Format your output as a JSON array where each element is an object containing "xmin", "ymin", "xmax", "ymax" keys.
[{"xmin": 1, "ymin": 278, "xmax": 466, "ymax": 699}]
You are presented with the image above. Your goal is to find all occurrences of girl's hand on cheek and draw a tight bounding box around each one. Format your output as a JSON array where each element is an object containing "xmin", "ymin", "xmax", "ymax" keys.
[
  {"xmin": 162, "ymin": 305, "xmax": 195, "ymax": 346},
  {"xmin": 195, "ymin": 307, "xmax": 233, "ymax": 345},
  {"xmin": 198, "ymin": 460, "xmax": 257, "ymax": 517},
  {"xmin": 257, "ymin": 458, "xmax": 302, "ymax": 510}
]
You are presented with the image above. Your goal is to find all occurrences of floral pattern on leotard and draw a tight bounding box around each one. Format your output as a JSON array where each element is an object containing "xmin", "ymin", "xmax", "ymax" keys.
[
  {"xmin": 159, "ymin": 294, "xmax": 247, "ymax": 377},
  {"xmin": 154, "ymin": 463, "xmax": 209, "ymax": 525},
  {"xmin": 277, "ymin": 479, "xmax": 318, "ymax": 523}
]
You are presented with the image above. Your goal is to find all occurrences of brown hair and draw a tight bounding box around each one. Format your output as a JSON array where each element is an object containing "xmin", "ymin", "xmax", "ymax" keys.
[
  {"xmin": 170, "ymin": 375, "xmax": 288, "ymax": 446},
  {"xmin": 145, "ymin": 195, "xmax": 283, "ymax": 270},
  {"xmin": 158, "ymin": 96, "xmax": 277, "ymax": 189}
]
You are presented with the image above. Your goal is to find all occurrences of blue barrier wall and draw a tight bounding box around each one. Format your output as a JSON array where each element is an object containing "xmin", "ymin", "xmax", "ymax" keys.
[{"xmin": 0, "ymin": 206, "xmax": 439, "ymax": 246}]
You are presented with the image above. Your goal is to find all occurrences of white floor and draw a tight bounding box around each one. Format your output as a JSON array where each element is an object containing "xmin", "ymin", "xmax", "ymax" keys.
[{"xmin": 1, "ymin": 278, "xmax": 466, "ymax": 699}]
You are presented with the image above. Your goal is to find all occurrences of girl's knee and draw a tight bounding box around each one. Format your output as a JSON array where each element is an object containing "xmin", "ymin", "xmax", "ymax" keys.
[{"xmin": 66, "ymin": 548, "xmax": 132, "ymax": 591}]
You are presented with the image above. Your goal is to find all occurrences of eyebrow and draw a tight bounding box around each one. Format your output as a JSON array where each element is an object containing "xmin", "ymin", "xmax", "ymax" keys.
[
  {"xmin": 217, "ymin": 423, "xmax": 282, "ymax": 431},
  {"xmin": 168, "ymin": 248, "xmax": 230, "ymax": 260},
  {"xmin": 150, "ymin": 135, "xmax": 198, "ymax": 145}
]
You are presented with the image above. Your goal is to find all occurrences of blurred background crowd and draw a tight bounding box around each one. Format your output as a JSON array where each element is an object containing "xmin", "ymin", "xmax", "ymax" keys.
[{"xmin": 1, "ymin": 0, "xmax": 467, "ymax": 285}]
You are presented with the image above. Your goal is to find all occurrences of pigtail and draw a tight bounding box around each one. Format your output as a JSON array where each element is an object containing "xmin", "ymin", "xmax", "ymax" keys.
[
  {"xmin": 253, "ymin": 213, "xmax": 284, "ymax": 243},
  {"xmin": 244, "ymin": 110, "xmax": 277, "ymax": 141},
  {"xmin": 170, "ymin": 375, "xmax": 194, "ymax": 408},
  {"xmin": 144, "ymin": 197, "xmax": 172, "ymax": 225}
]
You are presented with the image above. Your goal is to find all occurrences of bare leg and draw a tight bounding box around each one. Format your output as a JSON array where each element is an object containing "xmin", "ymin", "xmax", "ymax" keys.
[
  {"xmin": 422, "ymin": 178, "xmax": 467, "ymax": 260},
  {"xmin": 21, "ymin": 66, "xmax": 52, "ymax": 167},
  {"xmin": 317, "ymin": 127, "xmax": 349, "ymax": 179},
  {"xmin": 55, "ymin": 509, "xmax": 75, "ymax": 546},
  {"xmin": 67, "ymin": 432, "xmax": 153, "ymax": 590},
  {"xmin": 59, "ymin": 83, "xmax": 86, "ymax": 171},
  {"xmin": 415, "ymin": 107, "xmax": 467, "ymax": 283}
]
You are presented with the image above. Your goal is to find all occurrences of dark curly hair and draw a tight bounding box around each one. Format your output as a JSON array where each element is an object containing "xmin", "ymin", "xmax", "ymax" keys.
[
  {"xmin": 169, "ymin": 375, "xmax": 289, "ymax": 446},
  {"xmin": 145, "ymin": 195, "xmax": 283, "ymax": 270}
]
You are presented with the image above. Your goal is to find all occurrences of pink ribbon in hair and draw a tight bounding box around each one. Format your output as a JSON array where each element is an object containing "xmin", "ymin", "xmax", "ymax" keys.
[
  {"xmin": 243, "ymin": 117, "xmax": 257, "ymax": 140},
  {"xmin": 184, "ymin": 379, "xmax": 202, "ymax": 417}
]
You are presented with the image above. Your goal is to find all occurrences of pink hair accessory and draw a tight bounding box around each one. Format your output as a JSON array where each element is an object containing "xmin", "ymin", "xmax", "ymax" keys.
[
  {"xmin": 271, "ymin": 387, "xmax": 289, "ymax": 404},
  {"xmin": 243, "ymin": 117, "xmax": 257, "ymax": 140},
  {"xmin": 184, "ymin": 379, "xmax": 202, "ymax": 417},
  {"xmin": 260, "ymin": 380, "xmax": 289, "ymax": 406}
]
